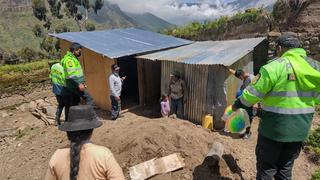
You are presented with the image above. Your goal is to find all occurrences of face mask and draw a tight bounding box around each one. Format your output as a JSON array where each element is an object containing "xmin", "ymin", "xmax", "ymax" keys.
[{"xmin": 76, "ymin": 52, "xmax": 82, "ymax": 57}]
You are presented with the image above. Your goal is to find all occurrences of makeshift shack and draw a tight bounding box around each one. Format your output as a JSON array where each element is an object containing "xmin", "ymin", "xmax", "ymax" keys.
[
  {"xmin": 138, "ymin": 38, "xmax": 268, "ymax": 128},
  {"xmin": 51, "ymin": 28, "xmax": 191, "ymax": 110}
]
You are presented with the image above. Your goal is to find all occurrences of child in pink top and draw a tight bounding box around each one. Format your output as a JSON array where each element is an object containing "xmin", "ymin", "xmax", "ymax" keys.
[{"xmin": 160, "ymin": 94, "xmax": 170, "ymax": 118}]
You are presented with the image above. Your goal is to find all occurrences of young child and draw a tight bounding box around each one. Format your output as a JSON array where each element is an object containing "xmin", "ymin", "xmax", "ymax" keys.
[{"xmin": 160, "ymin": 94, "xmax": 170, "ymax": 118}]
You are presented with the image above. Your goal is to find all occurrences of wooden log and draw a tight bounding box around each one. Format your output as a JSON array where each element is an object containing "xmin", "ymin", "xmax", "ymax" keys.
[
  {"xmin": 35, "ymin": 109, "xmax": 50, "ymax": 126},
  {"xmin": 205, "ymin": 142, "xmax": 225, "ymax": 167},
  {"xmin": 120, "ymin": 105, "xmax": 141, "ymax": 114}
]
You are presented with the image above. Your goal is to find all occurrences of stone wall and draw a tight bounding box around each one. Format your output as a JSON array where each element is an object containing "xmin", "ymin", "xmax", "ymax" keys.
[{"xmin": 267, "ymin": 31, "xmax": 320, "ymax": 61}]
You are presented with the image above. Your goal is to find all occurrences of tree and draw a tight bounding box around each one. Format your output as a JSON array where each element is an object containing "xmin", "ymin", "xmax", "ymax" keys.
[
  {"xmin": 40, "ymin": 36, "xmax": 59, "ymax": 57},
  {"xmin": 85, "ymin": 22, "xmax": 95, "ymax": 31},
  {"xmin": 32, "ymin": 0, "xmax": 104, "ymax": 31},
  {"xmin": 17, "ymin": 47, "xmax": 39, "ymax": 62},
  {"xmin": 55, "ymin": 23, "xmax": 70, "ymax": 33}
]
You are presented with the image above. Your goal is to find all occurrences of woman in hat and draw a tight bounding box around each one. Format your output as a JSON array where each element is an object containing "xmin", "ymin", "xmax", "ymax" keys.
[{"xmin": 45, "ymin": 105, "xmax": 125, "ymax": 180}]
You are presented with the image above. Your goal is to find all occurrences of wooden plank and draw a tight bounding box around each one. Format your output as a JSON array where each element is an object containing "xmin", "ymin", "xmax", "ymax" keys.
[
  {"xmin": 120, "ymin": 105, "xmax": 141, "ymax": 114},
  {"xmin": 129, "ymin": 153, "xmax": 185, "ymax": 180}
]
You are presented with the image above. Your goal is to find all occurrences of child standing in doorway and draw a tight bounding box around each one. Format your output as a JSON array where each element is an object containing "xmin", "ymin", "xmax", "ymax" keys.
[{"xmin": 160, "ymin": 94, "xmax": 170, "ymax": 118}]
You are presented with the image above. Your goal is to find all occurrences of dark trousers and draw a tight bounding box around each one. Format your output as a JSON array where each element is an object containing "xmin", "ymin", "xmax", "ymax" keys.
[
  {"xmin": 256, "ymin": 135, "xmax": 302, "ymax": 180},
  {"xmin": 170, "ymin": 97, "xmax": 183, "ymax": 118},
  {"xmin": 64, "ymin": 89, "xmax": 94, "ymax": 121},
  {"xmin": 55, "ymin": 95, "xmax": 69, "ymax": 125},
  {"xmin": 110, "ymin": 96, "xmax": 121, "ymax": 120}
]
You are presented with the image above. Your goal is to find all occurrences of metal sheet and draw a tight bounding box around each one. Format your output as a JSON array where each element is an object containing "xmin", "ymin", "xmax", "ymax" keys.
[
  {"xmin": 161, "ymin": 61, "xmax": 208, "ymax": 124},
  {"xmin": 50, "ymin": 28, "xmax": 192, "ymax": 59},
  {"xmin": 160, "ymin": 53, "xmax": 254, "ymax": 126},
  {"xmin": 138, "ymin": 37, "xmax": 266, "ymax": 66}
]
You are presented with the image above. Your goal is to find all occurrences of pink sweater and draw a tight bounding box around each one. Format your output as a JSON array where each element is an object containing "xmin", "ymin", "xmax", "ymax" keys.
[{"xmin": 161, "ymin": 101, "xmax": 170, "ymax": 116}]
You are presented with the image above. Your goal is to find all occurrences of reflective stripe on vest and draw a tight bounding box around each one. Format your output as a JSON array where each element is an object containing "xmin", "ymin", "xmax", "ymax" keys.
[
  {"xmin": 240, "ymin": 96, "xmax": 253, "ymax": 107},
  {"xmin": 268, "ymin": 91, "xmax": 319, "ymax": 98},
  {"xmin": 263, "ymin": 106, "xmax": 315, "ymax": 114},
  {"xmin": 247, "ymin": 86, "xmax": 266, "ymax": 99},
  {"xmin": 67, "ymin": 74, "xmax": 84, "ymax": 78},
  {"xmin": 66, "ymin": 67, "xmax": 83, "ymax": 72},
  {"xmin": 50, "ymin": 63, "xmax": 65, "ymax": 86}
]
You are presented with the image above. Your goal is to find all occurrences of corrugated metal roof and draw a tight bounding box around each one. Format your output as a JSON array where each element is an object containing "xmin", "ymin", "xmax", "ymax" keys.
[
  {"xmin": 138, "ymin": 37, "xmax": 266, "ymax": 65},
  {"xmin": 50, "ymin": 28, "xmax": 192, "ymax": 59}
]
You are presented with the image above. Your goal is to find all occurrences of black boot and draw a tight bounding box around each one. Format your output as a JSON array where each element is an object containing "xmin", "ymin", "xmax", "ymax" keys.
[{"xmin": 55, "ymin": 107, "xmax": 63, "ymax": 126}]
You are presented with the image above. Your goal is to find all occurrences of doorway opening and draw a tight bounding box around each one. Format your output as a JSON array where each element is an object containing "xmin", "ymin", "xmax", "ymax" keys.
[{"xmin": 117, "ymin": 57, "xmax": 139, "ymax": 109}]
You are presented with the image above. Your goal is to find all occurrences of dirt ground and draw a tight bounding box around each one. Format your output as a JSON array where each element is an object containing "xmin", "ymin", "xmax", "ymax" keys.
[{"xmin": 0, "ymin": 100, "xmax": 319, "ymax": 180}]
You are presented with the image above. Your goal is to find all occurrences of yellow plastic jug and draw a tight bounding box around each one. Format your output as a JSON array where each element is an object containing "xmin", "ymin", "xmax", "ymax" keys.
[{"xmin": 202, "ymin": 114, "xmax": 213, "ymax": 130}]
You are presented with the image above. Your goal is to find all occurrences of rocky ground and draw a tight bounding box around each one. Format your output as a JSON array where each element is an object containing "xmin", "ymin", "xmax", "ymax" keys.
[{"xmin": 0, "ymin": 93, "xmax": 318, "ymax": 180}]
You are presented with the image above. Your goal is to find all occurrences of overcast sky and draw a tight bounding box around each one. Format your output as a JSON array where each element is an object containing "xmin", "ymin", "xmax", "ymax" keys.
[{"xmin": 108, "ymin": 0, "xmax": 237, "ymax": 25}]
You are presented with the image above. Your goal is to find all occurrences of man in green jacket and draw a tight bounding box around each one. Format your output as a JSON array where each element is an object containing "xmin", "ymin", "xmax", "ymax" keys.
[
  {"xmin": 49, "ymin": 62, "xmax": 67, "ymax": 125},
  {"xmin": 233, "ymin": 33, "xmax": 320, "ymax": 180},
  {"xmin": 61, "ymin": 43, "xmax": 93, "ymax": 119}
]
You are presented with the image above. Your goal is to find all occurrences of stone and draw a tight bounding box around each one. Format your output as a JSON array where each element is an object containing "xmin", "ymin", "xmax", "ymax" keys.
[
  {"xmin": 17, "ymin": 103, "xmax": 27, "ymax": 112},
  {"xmin": 35, "ymin": 99, "xmax": 50, "ymax": 109},
  {"xmin": 314, "ymin": 54, "xmax": 320, "ymax": 61},
  {"xmin": 183, "ymin": 174, "xmax": 191, "ymax": 179},
  {"xmin": 268, "ymin": 31, "xmax": 281, "ymax": 38},
  {"xmin": 310, "ymin": 44, "xmax": 320, "ymax": 53},
  {"xmin": 28, "ymin": 101, "xmax": 37, "ymax": 112},
  {"xmin": 311, "ymin": 37, "xmax": 319, "ymax": 44},
  {"xmin": 304, "ymin": 41, "xmax": 310, "ymax": 46},
  {"xmin": 1, "ymin": 111, "xmax": 9, "ymax": 118},
  {"xmin": 42, "ymin": 106, "xmax": 57, "ymax": 117},
  {"xmin": 9, "ymin": 112, "xmax": 13, "ymax": 116}
]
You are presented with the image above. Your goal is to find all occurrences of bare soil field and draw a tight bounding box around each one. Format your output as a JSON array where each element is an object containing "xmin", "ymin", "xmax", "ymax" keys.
[{"xmin": 0, "ymin": 103, "xmax": 318, "ymax": 180}]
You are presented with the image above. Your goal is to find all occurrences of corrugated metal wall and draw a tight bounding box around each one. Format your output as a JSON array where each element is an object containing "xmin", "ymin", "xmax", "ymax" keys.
[
  {"xmin": 184, "ymin": 64, "xmax": 209, "ymax": 123},
  {"xmin": 161, "ymin": 62, "xmax": 209, "ymax": 124},
  {"xmin": 160, "ymin": 53, "xmax": 254, "ymax": 126}
]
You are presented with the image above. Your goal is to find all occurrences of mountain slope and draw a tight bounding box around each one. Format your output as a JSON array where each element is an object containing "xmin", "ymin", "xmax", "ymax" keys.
[
  {"xmin": 127, "ymin": 12, "xmax": 175, "ymax": 32},
  {"xmin": 0, "ymin": 1, "xmax": 174, "ymax": 52},
  {"xmin": 91, "ymin": 2, "xmax": 174, "ymax": 31},
  {"xmin": 89, "ymin": 3, "xmax": 135, "ymax": 29}
]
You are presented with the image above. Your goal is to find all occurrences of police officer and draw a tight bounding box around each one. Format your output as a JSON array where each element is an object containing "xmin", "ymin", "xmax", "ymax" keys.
[
  {"xmin": 49, "ymin": 62, "xmax": 67, "ymax": 125},
  {"xmin": 61, "ymin": 43, "xmax": 94, "ymax": 118},
  {"xmin": 232, "ymin": 33, "xmax": 320, "ymax": 180}
]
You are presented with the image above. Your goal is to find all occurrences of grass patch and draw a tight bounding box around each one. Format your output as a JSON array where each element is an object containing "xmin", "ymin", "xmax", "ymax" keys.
[
  {"xmin": 306, "ymin": 127, "xmax": 320, "ymax": 164},
  {"xmin": 15, "ymin": 127, "xmax": 39, "ymax": 140},
  {"xmin": 0, "ymin": 59, "xmax": 58, "ymax": 95},
  {"xmin": 313, "ymin": 169, "xmax": 320, "ymax": 180}
]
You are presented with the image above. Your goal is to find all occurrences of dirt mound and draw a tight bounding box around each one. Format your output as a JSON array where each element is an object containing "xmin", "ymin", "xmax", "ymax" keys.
[
  {"xmin": 0, "ymin": 110, "xmax": 317, "ymax": 180},
  {"xmin": 94, "ymin": 118, "xmax": 239, "ymax": 179}
]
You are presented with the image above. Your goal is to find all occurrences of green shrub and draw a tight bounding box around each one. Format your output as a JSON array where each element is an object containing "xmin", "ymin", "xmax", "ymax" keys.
[
  {"xmin": 306, "ymin": 127, "xmax": 320, "ymax": 164},
  {"xmin": 0, "ymin": 60, "xmax": 53, "ymax": 94},
  {"xmin": 85, "ymin": 23, "xmax": 96, "ymax": 31},
  {"xmin": 312, "ymin": 169, "xmax": 320, "ymax": 180},
  {"xmin": 307, "ymin": 128, "xmax": 320, "ymax": 151},
  {"xmin": 17, "ymin": 47, "xmax": 40, "ymax": 62},
  {"xmin": 165, "ymin": 8, "xmax": 266, "ymax": 40}
]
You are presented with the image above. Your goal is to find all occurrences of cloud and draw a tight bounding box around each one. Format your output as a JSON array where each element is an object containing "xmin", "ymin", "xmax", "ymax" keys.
[{"xmin": 108, "ymin": 0, "xmax": 234, "ymax": 24}]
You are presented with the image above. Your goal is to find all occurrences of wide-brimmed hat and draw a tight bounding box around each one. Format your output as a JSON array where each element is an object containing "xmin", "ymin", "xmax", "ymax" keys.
[{"xmin": 59, "ymin": 105, "xmax": 102, "ymax": 132}]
